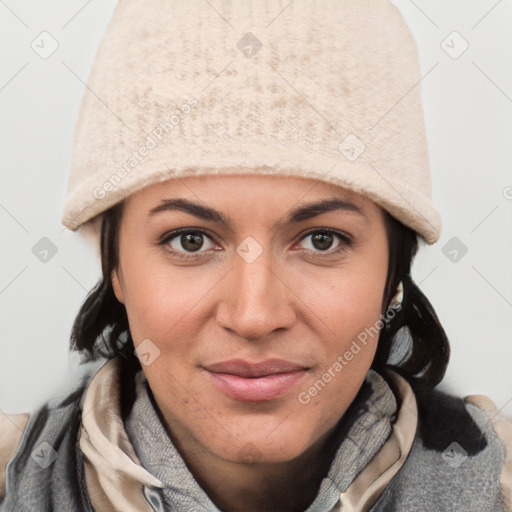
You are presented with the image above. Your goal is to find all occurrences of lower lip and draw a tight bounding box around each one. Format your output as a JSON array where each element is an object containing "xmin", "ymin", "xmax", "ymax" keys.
[{"xmin": 207, "ymin": 370, "xmax": 307, "ymax": 402}]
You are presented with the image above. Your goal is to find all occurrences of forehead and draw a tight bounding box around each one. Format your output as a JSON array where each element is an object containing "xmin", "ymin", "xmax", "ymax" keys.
[{"xmin": 124, "ymin": 174, "xmax": 377, "ymax": 212}]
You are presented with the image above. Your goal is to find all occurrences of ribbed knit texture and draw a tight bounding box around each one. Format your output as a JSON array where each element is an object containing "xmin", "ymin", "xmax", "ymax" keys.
[
  {"xmin": 369, "ymin": 400, "xmax": 507, "ymax": 512},
  {"xmin": 61, "ymin": 0, "xmax": 442, "ymax": 255},
  {"xmin": 124, "ymin": 368, "xmax": 396, "ymax": 511}
]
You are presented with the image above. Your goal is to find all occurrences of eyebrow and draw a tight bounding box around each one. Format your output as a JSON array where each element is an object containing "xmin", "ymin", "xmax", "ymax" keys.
[{"xmin": 148, "ymin": 197, "xmax": 367, "ymax": 230}]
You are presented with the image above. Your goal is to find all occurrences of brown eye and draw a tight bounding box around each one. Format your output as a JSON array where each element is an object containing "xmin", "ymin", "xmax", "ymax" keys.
[
  {"xmin": 298, "ymin": 230, "xmax": 352, "ymax": 254},
  {"xmin": 311, "ymin": 232, "xmax": 335, "ymax": 251},
  {"xmin": 159, "ymin": 229, "xmax": 216, "ymax": 258},
  {"xmin": 179, "ymin": 232, "xmax": 205, "ymax": 252}
]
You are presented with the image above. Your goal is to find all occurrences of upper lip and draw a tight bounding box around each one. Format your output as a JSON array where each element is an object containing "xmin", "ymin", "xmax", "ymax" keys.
[{"xmin": 204, "ymin": 359, "xmax": 308, "ymax": 378}]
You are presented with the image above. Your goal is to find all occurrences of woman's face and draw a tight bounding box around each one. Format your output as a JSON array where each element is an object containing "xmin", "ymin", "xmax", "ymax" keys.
[{"xmin": 112, "ymin": 174, "xmax": 389, "ymax": 465}]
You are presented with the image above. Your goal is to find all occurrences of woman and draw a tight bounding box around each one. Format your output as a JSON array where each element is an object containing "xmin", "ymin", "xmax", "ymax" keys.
[{"xmin": 1, "ymin": 0, "xmax": 511, "ymax": 511}]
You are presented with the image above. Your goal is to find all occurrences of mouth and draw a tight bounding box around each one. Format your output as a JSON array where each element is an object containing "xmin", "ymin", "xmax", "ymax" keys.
[{"xmin": 203, "ymin": 359, "xmax": 309, "ymax": 402}]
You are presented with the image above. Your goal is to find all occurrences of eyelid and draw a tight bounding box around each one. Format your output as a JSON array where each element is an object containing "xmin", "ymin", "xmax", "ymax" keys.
[{"xmin": 297, "ymin": 227, "xmax": 353, "ymax": 244}]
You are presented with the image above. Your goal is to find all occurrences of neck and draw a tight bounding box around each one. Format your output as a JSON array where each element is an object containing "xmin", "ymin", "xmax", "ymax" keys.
[{"xmin": 158, "ymin": 411, "xmax": 344, "ymax": 512}]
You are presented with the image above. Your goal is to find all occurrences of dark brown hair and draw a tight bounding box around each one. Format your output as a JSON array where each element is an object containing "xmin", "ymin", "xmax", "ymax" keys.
[{"xmin": 69, "ymin": 200, "xmax": 450, "ymax": 389}]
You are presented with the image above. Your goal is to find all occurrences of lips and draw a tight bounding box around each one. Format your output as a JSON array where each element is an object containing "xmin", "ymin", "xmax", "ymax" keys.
[
  {"xmin": 204, "ymin": 358, "xmax": 308, "ymax": 402},
  {"xmin": 204, "ymin": 358, "xmax": 308, "ymax": 377}
]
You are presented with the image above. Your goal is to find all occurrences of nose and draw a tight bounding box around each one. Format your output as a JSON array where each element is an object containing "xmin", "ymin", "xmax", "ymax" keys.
[{"xmin": 216, "ymin": 245, "xmax": 296, "ymax": 341}]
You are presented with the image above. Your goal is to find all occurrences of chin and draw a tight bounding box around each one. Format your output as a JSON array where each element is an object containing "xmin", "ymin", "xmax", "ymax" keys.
[{"xmin": 212, "ymin": 435, "xmax": 311, "ymax": 465}]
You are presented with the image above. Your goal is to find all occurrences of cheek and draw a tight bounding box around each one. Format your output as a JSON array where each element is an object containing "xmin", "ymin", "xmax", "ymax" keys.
[
  {"xmin": 300, "ymin": 261, "xmax": 387, "ymax": 339},
  {"xmin": 295, "ymin": 274, "xmax": 387, "ymax": 428},
  {"xmin": 336, "ymin": 279, "xmax": 385, "ymax": 338},
  {"xmin": 118, "ymin": 248, "xmax": 178, "ymax": 339},
  {"xmin": 120, "ymin": 253, "xmax": 219, "ymax": 353}
]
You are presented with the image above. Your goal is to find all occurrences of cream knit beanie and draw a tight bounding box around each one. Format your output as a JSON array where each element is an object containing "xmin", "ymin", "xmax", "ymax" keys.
[{"xmin": 61, "ymin": 0, "xmax": 442, "ymax": 256}]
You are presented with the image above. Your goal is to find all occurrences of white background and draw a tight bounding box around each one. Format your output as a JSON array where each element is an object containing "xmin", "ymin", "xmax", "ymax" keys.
[{"xmin": 1, "ymin": 0, "xmax": 511, "ymax": 418}]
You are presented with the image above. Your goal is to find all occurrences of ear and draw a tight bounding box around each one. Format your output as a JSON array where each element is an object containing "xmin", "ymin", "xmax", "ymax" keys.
[{"xmin": 111, "ymin": 267, "xmax": 125, "ymax": 304}]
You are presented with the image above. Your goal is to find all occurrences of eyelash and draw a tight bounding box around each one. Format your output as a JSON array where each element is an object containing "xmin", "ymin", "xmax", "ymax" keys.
[{"xmin": 158, "ymin": 228, "xmax": 353, "ymax": 260}]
